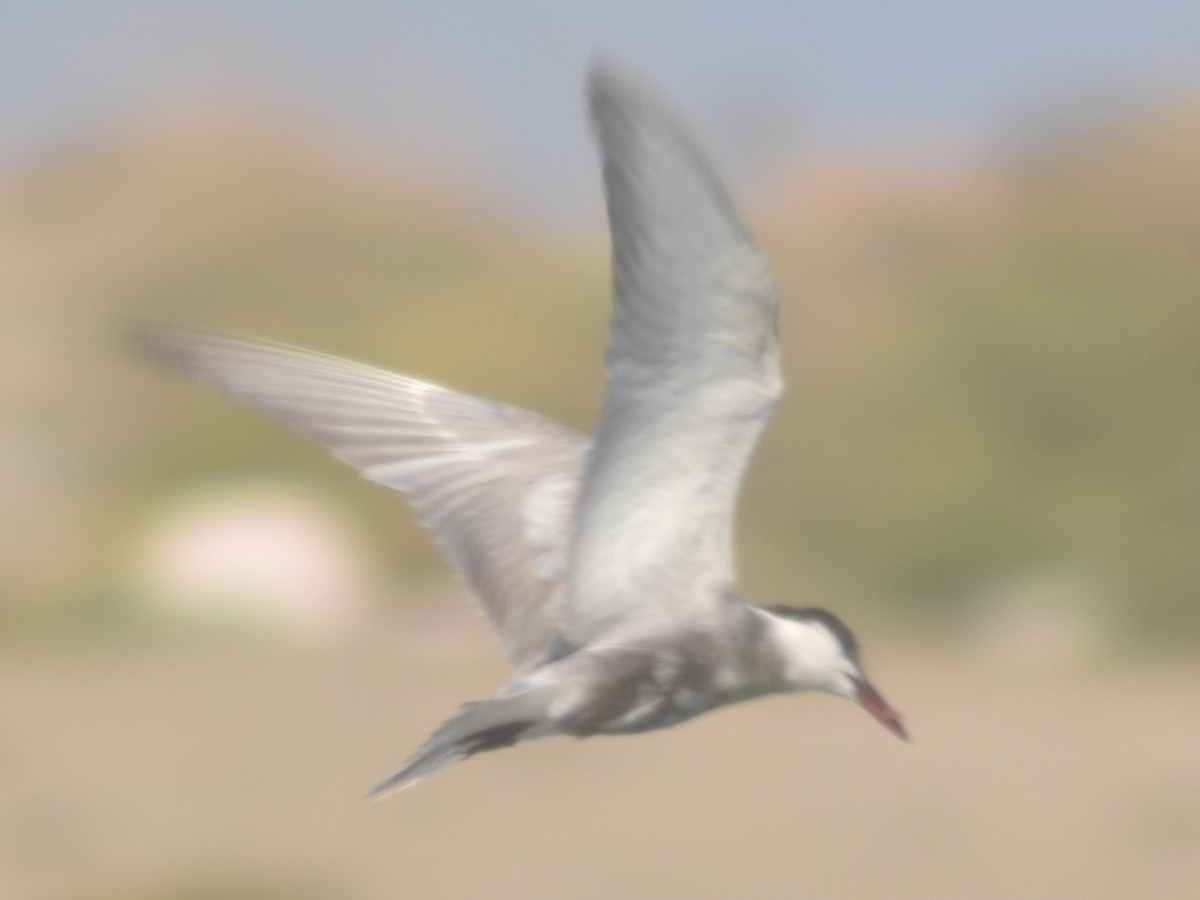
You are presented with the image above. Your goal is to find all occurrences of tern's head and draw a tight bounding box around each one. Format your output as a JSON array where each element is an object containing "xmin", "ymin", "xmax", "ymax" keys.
[{"xmin": 758, "ymin": 605, "xmax": 907, "ymax": 741}]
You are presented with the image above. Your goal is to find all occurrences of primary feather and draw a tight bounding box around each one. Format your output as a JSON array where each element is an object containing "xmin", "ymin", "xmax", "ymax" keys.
[{"xmin": 135, "ymin": 328, "xmax": 587, "ymax": 669}]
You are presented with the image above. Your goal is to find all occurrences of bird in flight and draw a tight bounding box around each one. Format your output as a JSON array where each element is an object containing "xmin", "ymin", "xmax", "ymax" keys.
[{"xmin": 138, "ymin": 63, "xmax": 906, "ymax": 797}]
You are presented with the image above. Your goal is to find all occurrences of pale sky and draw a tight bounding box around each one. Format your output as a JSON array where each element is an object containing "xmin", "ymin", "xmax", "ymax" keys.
[{"xmin": 4, "ymin": 1, "xmax": 1200, "ymax": 218}]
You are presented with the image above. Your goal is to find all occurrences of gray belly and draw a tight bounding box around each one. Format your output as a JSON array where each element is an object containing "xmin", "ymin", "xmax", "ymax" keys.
[{"xmin": 554, "ymin": 642, "xmax": 755, "ymax": 737}]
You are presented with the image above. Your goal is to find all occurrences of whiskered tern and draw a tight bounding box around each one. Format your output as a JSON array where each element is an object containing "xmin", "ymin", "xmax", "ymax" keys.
[{"xmin": 138, "ymin": 64, "xmax": 906, "ymax": 797}]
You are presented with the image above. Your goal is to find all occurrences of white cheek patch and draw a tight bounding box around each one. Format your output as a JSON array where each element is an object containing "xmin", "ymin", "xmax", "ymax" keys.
[{"xmin": 770, "ymin": 617, "xmax": 851, "ymax": 692}]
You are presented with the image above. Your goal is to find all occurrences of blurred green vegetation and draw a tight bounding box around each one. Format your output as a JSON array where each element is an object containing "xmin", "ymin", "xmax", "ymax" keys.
[
  {"xmin": 749, "ymin": 104, "xmax": 1200, "ymax": 647},
  {"xmin": 4, "ymin": 101, "xmax": 1199, "ymax": 650}
]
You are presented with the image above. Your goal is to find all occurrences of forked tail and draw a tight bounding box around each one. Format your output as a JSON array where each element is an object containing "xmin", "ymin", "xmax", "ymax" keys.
[{"xmin": 368, "ymin": 686, "xmax": 558, "ymax": 798}]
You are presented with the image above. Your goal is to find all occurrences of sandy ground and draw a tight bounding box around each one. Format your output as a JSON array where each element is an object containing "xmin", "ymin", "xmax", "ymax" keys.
[{"xmin": 2, "ymin": 613, "xmax": 1198, "ymax": 900}]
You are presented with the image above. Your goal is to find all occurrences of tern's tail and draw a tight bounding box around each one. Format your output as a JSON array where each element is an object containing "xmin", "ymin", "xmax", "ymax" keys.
[{"xmin": 367, "ymin": 686, "xmax": 558, "ymax": 798}]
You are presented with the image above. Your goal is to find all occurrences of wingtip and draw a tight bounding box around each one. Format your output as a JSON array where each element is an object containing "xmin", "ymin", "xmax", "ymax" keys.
[
  {"xmin": 126, "ymin": 323, "xmax": 268, "ymax": 375},
  {"xmin": 125, "ymin": 320, "xmax": 160, "ymax": 358},
  {"xmin": 125, "ymin": 322, "xmax": 199, "ymax": 369},
  {"xmin": 585, "ymin": 55, "xmax": 631, "ymax": 97},
  {"xmin": 585, "ymin": 58, "xmax": 659, "ymax": 125}
]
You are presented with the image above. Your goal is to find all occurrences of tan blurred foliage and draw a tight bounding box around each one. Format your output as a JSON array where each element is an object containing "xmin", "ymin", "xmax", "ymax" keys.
[
  {"xmin": 2, "ymin": 96, "xmax": 1199, "ymax": 653},
  {"xmin": 2, "ymin": 91, "xmax": 1199, "ymax": 900}
]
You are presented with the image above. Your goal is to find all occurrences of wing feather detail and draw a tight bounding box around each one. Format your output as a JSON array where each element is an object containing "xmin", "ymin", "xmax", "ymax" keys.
[{"xmin": 137, "ymin": 328, "xmax": 588, "ymax": 668}]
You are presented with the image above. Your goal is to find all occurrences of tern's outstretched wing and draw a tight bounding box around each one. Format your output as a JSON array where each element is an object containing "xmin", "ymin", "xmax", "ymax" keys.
[
  {"xmin": 137, "ymin": 328, "xmax": 587, "ymax": 668},
  {"xmin": 564, "ymin": 66, "xmax": 782, "ymax": 641}
]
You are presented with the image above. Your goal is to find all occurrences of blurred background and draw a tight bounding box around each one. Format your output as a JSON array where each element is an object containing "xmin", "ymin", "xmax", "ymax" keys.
[{"xmin": 3, "ymin": 2, "xmax": 1200, "ymax": 898}]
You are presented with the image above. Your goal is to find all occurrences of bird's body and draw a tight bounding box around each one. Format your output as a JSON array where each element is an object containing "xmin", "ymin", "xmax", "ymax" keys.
[{"xmin": 139, "ymin": 63, "xmax": 905, "ymax": 796}]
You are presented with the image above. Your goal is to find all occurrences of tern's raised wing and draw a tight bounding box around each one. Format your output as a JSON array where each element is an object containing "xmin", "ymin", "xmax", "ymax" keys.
[
  {"xmin": 564, "ymin": 66, "xmax": 783, "ymax": 642},
  {"xmin": 137, "ymin": 328, "xmax": 587, "ymax": 668}
]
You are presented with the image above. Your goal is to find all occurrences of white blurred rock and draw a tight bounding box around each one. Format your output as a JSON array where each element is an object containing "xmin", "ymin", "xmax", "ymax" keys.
[{"xmin": 127, "ymin": 479, "xmax": 378, "ymax": 637}]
